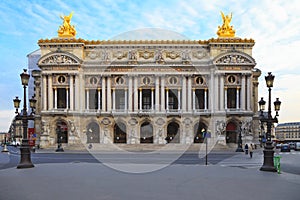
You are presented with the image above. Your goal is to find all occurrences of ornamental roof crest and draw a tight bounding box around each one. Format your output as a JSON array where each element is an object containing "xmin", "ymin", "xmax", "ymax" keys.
[{"xmin": 213, "ymin": 52, "xmax": 256, "ymax": 66}]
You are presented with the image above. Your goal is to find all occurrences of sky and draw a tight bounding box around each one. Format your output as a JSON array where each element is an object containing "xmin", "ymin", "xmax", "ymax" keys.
[{"xmin": 0, "ymin": 0, "xmax": 299, "ymax": 132}]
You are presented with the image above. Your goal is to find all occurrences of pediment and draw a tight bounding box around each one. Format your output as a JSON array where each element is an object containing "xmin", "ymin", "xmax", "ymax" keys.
[
  {"xmin": 213, "ymin": 52, "xmax": 256, "ymax": 66},
  {"xmin": 38, "ymin": 51, "xmax": 81, "ymax": 66}
]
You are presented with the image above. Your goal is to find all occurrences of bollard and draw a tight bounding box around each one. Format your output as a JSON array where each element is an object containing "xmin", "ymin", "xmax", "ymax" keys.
[{"xmin": 274, "ymin": 155, "xmax": 282, "ymax": 174}]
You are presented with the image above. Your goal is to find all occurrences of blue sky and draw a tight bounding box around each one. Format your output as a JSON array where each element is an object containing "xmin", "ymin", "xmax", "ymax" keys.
[{"xmin": 0, "ymin": 0, "xmax": 300, "ymax": 131}]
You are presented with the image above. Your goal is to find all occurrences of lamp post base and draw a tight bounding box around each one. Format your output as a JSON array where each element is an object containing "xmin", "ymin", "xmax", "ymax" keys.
[
  {"xmin": 1, "ymin": 144, "xmax": 9, "ymax": 153},
  {"xmin": 17, "ymin": 139, "xmax": 34, "ymax": 169},
  {"xmin": 235, "ymin": 146, "xmax": 244, "ymax": 152},
  {"xmin": 260, "ymin": 142, "xmax": 276, "ymax": 172}
]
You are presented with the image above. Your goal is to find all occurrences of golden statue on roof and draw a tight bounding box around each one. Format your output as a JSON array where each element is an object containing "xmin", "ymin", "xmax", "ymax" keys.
[
  {"xmin": 58, "ymin": 12, "xmax": 76, "ymax": 38},
  {"xmin": 217, "ymin": 12, "xmax": 236, "ymax": 38}
]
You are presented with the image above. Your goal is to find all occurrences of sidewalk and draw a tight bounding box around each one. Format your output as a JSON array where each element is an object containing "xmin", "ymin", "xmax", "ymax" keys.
[{"xmin": 0, "ymin": 151, "xmax": 299, "ymax": 200}]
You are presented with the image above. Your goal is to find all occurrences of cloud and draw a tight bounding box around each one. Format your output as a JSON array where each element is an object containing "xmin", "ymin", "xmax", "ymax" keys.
[{"xmin": 0, "ymin": 110, "xmax": 15, "ymax": 132}]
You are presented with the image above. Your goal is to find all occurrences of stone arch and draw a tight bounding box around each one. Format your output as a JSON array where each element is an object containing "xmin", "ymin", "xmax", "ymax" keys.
[
  {"xmin": 56, "ymin": 119, "xmax": 68, "ymax": 143},
  {"xmin": 140, "ymin": 120, "xmax": 153, "ymax": 143},
  {"xmin": 213, "ymin": 51, "xmax": 256, "ymax": 66},
  {"xmin": 86, "ymin": 121, "xmax": 100, "ymax": 143},
  {"xmin": 193, "ymin": 121, "xmax": 208, "ymax": 143},
  {"xmin": 226, "ymin": 121, "xmax": 238, "ymax": 143},
  {"xmin": 166, "ymin": 121, "xmax": 180, "ymax": 143},
  {"xmin": 38, "ymin": 49, "xmax": 82, "ymax": 66},
  {"xmin": 114, "ymin": 121, "xmax": 127, "ymax": 143}
]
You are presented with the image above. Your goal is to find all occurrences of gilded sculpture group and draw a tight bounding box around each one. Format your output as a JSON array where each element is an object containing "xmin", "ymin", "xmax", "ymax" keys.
[{"xmin": 57, "ymin": 11, "xmax": 235, "ymax": 39}]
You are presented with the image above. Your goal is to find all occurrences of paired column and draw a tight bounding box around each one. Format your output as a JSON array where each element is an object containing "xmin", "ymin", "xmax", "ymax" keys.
[
  {"xmin": 247, "ymin": 76, "xmax": 251, "ymax": 110},
  {"xmin": 220, "ymin": 75, "xmax": 224, "ymax": 111},
  {"xmin": 166, "ymin": 88, "xmax": 169, "ymax": 111},
  {"xmin": 128, "ymin": 76, "xmax": 133, "ymax": 111},
  {"xmin": 224, "ymin": 87, "xmax": 228, "ymax": 110},
  {"xmin": 139, "ymin": 88, "xmax": 142, "ymax": 111},
  {"xmin": 236, "ymin": 87, "xmax": 240, "ymax": 109},
  {"xmin": 182, "ymin": 76, "xmax": 186, "ymax": 112},
  {"xmin": 86, "ymin": 89, "xmax": 89, "ymax": 110},
  {"xmin": 192, "ymin": 88, "xmax": 196, "ymax": 110},
  {"xmin": 75, "ymin": 75, "xmax": 80, "ymax": 111},
  {"xmin": 112, "ymin": 88, "xmax": 115, "ymax": 111},
  {"xmin": 42, "ymin": 75, "xmax": 47, "ymax": 110},
  {"xmin": 48, "ymin": 75, "xmax": 53, "ymax": 110},
  {"xmin": 187, "ymin": 76, "xmax": 192, "ymax": 111},
  {"xmin": 134, "ymin": 76, "xmax": 138, "ymax": 111},
  {"xmin": 161, "ymin": 76, "xmax": 165, "ymax": 111},
  {"xmin": 124, "ymin": 88, "xmax": 128, "ymax": 111},
  {"xmin": 54, "ymin": 87, "xmax": 57, "ymax": 109},
  {"xmin": 155, "ymin": 76, "xmax": 160, "ymax": 111},
  {"xmin": 107, "ymin": 77, "xmax": 112, "ymax": 112},
  {"xmin": 204, "ymin": 88, "xmax": 208, "ymax": 110},
  {"xmin": 178, "ymin": 88, "xmax": 181, "ymax": 111},
  {"xmin": 102, "ymin": 77, "xmax": 106, "ymax": 112},
  {"xmin": 241, "ymin": 75, "xmax": 246, "ymax": 110},
  {"xmin": 69, "ymin": 75, "xmax": 74, "ymax": 110},
  {"xmin": 151, "ymin": 88, "xmax": 154, "ymax": 111},
  {"xmin": 98, "ymin": 88, "xmax": 101, "ymax": 111}
]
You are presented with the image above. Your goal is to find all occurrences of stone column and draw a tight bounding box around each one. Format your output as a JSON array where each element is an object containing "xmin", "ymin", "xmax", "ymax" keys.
[
  {"xmin": 225, "ymin": 87, "xmax": 228, "ymax": 110},
  {"xmin": 134, "ymin": 76, "xmax": 138, "ymax": 112},
  {"xmin": 128, "ymin": 76, "xmax": 133, "ymax": 111},
  {"xmin": 102, "ymin": 77, "xmax": 106, "ymax": 112},
  {"xmin": 209, "ymin": 71, "xmax": 214, "ymax": 112},
  {"xmin": 155, "ymin": 76, "xmax": 160, "ymax": 111},
  {"xmin": 192, "ymin": 88, "xmax": 196, "ymax": 110},
  {"xmin": 182, "ymin": 76, "xmax": 187, "ymax": 112},
  {"xmin": 75, "ymin": 75, "xmax": 80, "ymax": 111},
  {"xmin": 54, "ymin": 87, "xmax": 57, "ymax": 109},
  {"xmin": 112, "ymin": 88, "xmax": 115, "ymax": 111},
  {"xmin": 66, "ymin": 87, "xmax": 69, "ymax": 109},
  {"xmin": 125, "ymin": 88, "xmax": 128, "ymax": 111},
  {"xmin": 42, "ymin": 75, "xmax": 47, "ymax": 110},
  {"xmin": 166, "ymin": 88, "xmax": 169, "ymax": 111},
  {"xmin": 161, "ymin": 76, "xmax": 165, "ymax": 111},
  {"xmin": 48, "ymin": 75, "xmax": 53, "ymax": 110},
  {"xmin": 86, "ymin": 88, "xmax": 89, "ymax": 110},
  {"xmin": 139, "ymin": 88, "xmax": 142, "ymax": 111},
  {"xmin": 98, "ymin": 88, "xmax": 101, "ymax": 111},
  {"xmin": 178, "ymin": 88, "xmax": 181, "ymax": 111},
  {"xmin": 187, "ymin": 76, "xmax": 192, "ymax": 111},
  {"xmin": 241, "ymin": 75, "xmax": 246, "ymax": 110},
  {"xmin": 247, "ymin": 75, "xmax": 251, "ymax": 110},
  {"xmin": 69, "ymin": 75, "xmax": 74, "ymax": 110},
  {"xmin": 220, "ymin": 75, "xmax": 224, "ymax": 111},
  {"xmin": 151, "ymin": 88, "xmax": 154, "ymax": 111},
  {"xmin": 107, "ymin": 77, "xmax": 111, "ymax": 112},
  {"xmin": 214, "ymin": 74, "xmax": 219, "ymax": 111},
  {"xmin": 236, "ymin": 87, "xmax": 240, "ymax": 109}
]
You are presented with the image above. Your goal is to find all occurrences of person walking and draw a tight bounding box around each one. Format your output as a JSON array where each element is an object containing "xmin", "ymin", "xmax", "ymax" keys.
[
  {"xmin": 244, "ymin": 144, "xmax": 249, "ymax": 155},
  {"xmin": 249, "ymin": 144, "xmax": 254, "ymax": 158}
]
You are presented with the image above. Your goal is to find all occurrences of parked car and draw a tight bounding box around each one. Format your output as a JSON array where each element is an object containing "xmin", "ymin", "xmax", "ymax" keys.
[
  {"xmin": 295, "ymin": 142, "xmax": 300, "ymax": 151},
  {"xmin": 289, "ymin": 142, "xmax": 295, "ymax": 150},
  {"xmin": 281, "ymin": 144, "xmax": 291, "ymax": 152},
  {"xmin": 275, "ymin": 143, "xmax": 282, "ymax": 149}
]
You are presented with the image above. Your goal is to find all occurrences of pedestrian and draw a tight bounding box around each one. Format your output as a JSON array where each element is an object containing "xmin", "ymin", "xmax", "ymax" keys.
[
  {"xmin": 249, "ymin": 144, "xmax": 253, "ymax": 158},
  {"xmin": 244, "ymin": 143, "xmax": 249, "ymax": 155}
]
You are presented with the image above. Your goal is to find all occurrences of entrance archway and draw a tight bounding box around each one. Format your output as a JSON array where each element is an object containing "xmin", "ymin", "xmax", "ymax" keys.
[
  {"xmin": 86, "ymin": 122, "xmax": 100, "ymax": 143},
  {"xmin": 166, "ymin": 122, "xmax": 180, "ymax": 143},
  {"xmin": 194, "ymin": 122, "xmax": 207, "ymax": 143},
  {"xmin": 226, "ymin": 122, "xmax": 237, "ymax": 143},
  {"xmin": 140, "ymin": 122, "xmax": 153, "ymax": 143},
  {"xmin": 56, "ymin": 120, "xmax": 68, "ymax": 143},
  {"xmin": 114, "ymin": 122, "xmax": 127, "ymax": 143}
]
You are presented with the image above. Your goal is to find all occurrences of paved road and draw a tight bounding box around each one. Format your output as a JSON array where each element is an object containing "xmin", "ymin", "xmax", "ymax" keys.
[{"xmin": 1, "ymin": 146, "xmax": 300, "ymax": 200}]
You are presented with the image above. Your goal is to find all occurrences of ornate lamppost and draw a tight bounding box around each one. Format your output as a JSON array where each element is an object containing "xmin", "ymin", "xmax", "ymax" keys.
[
  {"xmin": 259, "ymin": 72, "xmax": 281, "ymax": 172},
  {"xmin": 13, "ymin": 69, "xmax": 36, "ymax": 169},
  {"xmin": 236, "ymin": 121, "xmax": 244, "ymax": 152}
]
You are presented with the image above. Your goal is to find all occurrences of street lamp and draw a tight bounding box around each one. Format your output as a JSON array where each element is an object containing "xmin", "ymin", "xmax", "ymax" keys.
[
  {"xmin": 259, "ymin": 72, "xmax": 281, "ymax": 172},
  {"xmin": 13, "ymin": 69, "xmax": 36, "ymax": 169},
  {"xmin": 236, "ymin": 122, "xmax": 244, "ymax": 152}
]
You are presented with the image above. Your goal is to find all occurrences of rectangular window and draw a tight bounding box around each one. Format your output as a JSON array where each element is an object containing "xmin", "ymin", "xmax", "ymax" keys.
[
  {"xmin": 89, "ymin": 89, "xmax": 98, "ymax": 110},
  {"xmin": 116, "ymin": 89, "xmax": 125, "ymax": 110},
  {"xmin": 57, "ymin": 88, "xmax": 66, "ymax": 109},
  {"xmin": 168, "ymin": 89, "xmax": 178, "ymax": 110},
  {"xmin": 227, "ymin": 88, "xmax": 237, "ymax": 109},
  {"xmin": 195, "ymin": 89, "xmax": 204, "ymax": 109}
]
